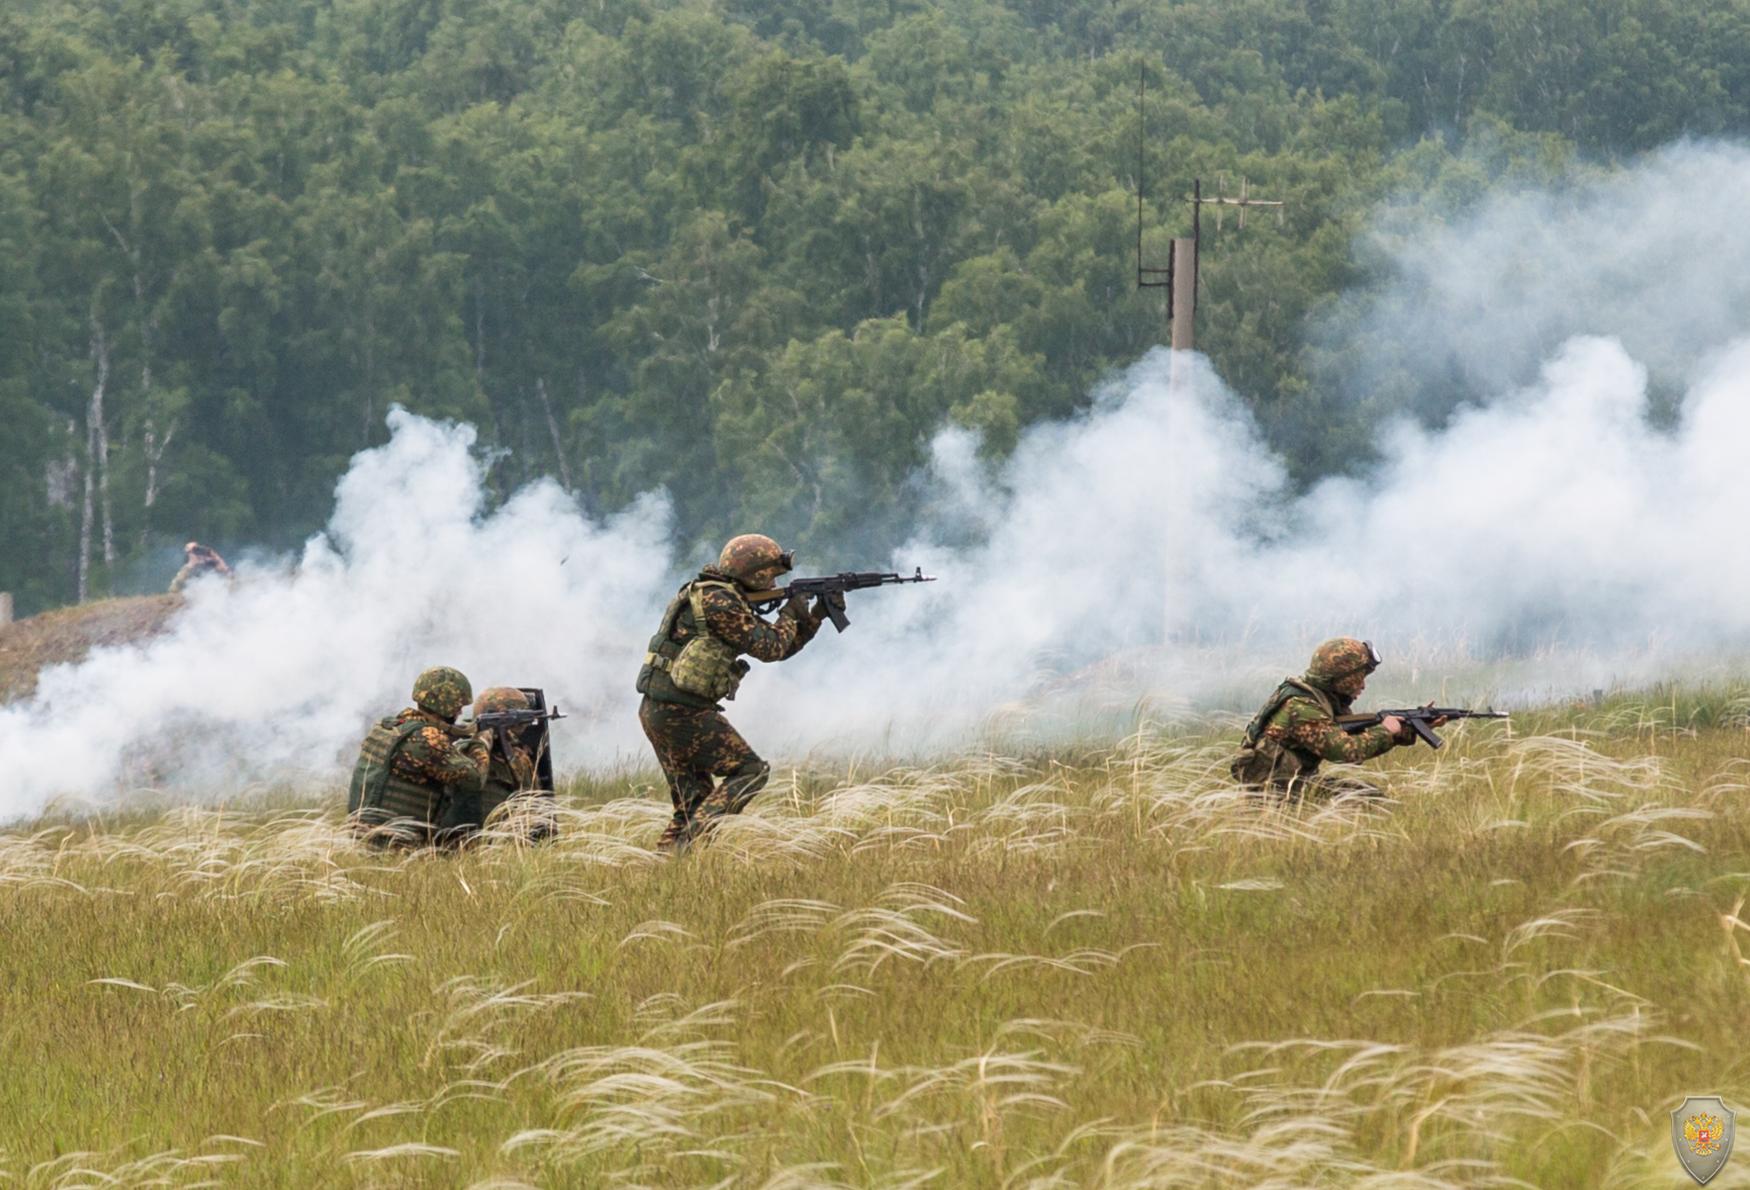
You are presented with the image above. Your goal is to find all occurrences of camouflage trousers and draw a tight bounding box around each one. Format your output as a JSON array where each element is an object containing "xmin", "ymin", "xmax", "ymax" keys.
[{"xmin": 638, "ymin": 697, "xmax": 771, "ymax": 848}]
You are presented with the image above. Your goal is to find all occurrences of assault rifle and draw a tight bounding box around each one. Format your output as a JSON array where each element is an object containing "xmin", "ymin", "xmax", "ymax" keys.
[
  {"xmin": 476, "ymin": 705, "xmax": 566, "ymax": 735},
  {"xmin": 746, "ymin": 567, "xmax": 936, "ymax": 632},
  {"xmin": 475, "ymin": 693, "xmax": 566, "ymax": 792},
  {"xmin": 1337, "ymin": 706, "xmax": 1509, "ymax": 749}
]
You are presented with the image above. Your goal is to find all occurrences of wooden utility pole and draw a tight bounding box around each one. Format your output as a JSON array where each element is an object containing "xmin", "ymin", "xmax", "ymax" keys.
[
  {"xmin": 1170, "ymin": 232, "xmax": 1197, "ymax": 351},
  {"xmin": 0, "ymin": 593, "xmax": 12, "ymax": 627},
  {"xmin": 1138, "ymin": 69, "xmax": 1285, "ymax": 352},
  {"xmin": 1137, "ymin": 78, "xmax": 1291, "ymax": 646}
]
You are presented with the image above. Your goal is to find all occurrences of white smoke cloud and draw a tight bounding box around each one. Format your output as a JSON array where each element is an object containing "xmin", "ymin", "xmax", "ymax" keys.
[
  {"xmin": 0, "ymin": 411, "xmax": 676, "ymax": 812},
  {"xmin": 747, "ymin": 329, "xmax": 1750, "ymax": 748},
  {"xmin": 3, "ymin": 143, "xmax": 1750, "ymax": 814},
  {"xmin": 1322, "ymin": 140, "xmax": 1750, "ymax": 411}
]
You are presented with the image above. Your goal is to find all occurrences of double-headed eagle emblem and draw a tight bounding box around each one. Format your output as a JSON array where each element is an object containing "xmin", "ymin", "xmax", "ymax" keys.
[{"xmin": 1685, "ymin": 1111, "xmax": 1726, "ymax": 1158}]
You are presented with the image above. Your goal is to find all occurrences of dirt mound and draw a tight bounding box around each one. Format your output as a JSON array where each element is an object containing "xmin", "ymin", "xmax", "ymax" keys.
[{"xmin": 0, "ymin": 595, "xmax": 185, "ymax": 702}]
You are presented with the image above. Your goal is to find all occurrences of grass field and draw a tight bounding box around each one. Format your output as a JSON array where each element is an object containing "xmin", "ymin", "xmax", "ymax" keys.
[{"xmin": 2, "ymin": 690, "xmax": 1748, "ymax": 1187}]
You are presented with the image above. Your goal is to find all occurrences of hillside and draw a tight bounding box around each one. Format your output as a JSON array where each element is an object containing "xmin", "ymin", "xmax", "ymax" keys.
[{"xmin": 0, "ymin": 595, "xmax": 182, "ymax": 702}]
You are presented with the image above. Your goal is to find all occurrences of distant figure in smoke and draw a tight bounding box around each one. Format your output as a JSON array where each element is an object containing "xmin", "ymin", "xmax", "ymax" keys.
[
  {"xmin": 168, "ymin": 541, "xmax": 232, "ymax": 593},
  {"xmin": 473, "ymin": 685, "xmax": 556, "ymax": 841},
  {"xmin": 636, "ymin": 534, "xmax": 832, "ymax": 850},
  {"xmin": 1230, "ymin": 638, "xmax": 1442, "ymax": 802},
  {"xmin": 346, "ymin": 665, "xmax": 489, "ymax": 848}
]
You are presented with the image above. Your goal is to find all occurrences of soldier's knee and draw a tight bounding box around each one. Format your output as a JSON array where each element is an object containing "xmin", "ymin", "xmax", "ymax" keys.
[
  {"xmin": 718, "ymin": 758, "xmax": 770, "ymax": 815},
  {"xmin": 728, "ymin": 756, "xmax": 770, "ymax": 783}
]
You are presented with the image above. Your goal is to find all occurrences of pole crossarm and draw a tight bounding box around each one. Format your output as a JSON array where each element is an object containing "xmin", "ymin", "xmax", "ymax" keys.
[{"xmin": 1192, "ymin": 176, "xmax": 1285, "ymax": 230}]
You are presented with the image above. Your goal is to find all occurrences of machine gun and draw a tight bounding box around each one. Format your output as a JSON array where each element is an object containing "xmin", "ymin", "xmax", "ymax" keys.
[
  {"xmin": 1337, "ymin": 706, "xmax": 1509, "ymax": 749},
  {"xmin": 746, "ymin": 567, "xmax": 936, "ymax": 632}
]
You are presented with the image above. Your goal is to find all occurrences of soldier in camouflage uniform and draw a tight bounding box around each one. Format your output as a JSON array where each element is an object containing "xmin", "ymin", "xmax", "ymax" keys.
[
  {"xmin": 472, "ymin": 685, "xmax": 556, "ymax": 840},
  {"xmin": 636, "ymin": 533, "xmax": 831, "ymax": 850},
  {"xmin": 1230, "ymin": 638, "xmax": 1442, "ymax": 802},
  {"xmin": 347, "ymin": 666, "xmax": 491, "ymax": 847}
]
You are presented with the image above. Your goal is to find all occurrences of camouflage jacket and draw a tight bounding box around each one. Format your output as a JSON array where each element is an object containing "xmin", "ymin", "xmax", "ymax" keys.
[
  {"xmin": 637, "ymin": 567, "xmax": 819, "ymax": 707},
  {"xmin": 389, "ymin": 707, "xmax": 491, "ymax": 791},
  {"xmin": 1231, "ymin": 677, "xmax": 1399, "ymax": 787}
]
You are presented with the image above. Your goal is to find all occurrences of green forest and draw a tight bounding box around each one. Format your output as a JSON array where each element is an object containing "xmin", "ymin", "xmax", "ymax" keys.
[{"xmin": 2, "ymin": 0, "xmax": 1745, "ymax": 614}]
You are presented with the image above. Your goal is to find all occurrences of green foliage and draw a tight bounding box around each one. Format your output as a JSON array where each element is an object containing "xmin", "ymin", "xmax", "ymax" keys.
[
  {"xmin": 715, "ymin": 315, "xmax": 1043, "ymax": 542},
  {"xmin": 0, "ymin": 0, "xmax": 1738, "ymax": 610}
]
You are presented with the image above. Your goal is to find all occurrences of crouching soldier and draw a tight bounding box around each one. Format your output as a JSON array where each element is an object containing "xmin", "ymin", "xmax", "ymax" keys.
[
  {"xmin": 473, "ymin": 685, "xmax": 557, "ymax": 841},
  {"xmin": 636, "ymin": 533, "xmax": 831, "ymax": 851},
  {"xmin": 1230, "ymin": 638, "xmax": 1441, "ymax": 802},
  {"xmin": 347, "ymin": 666, "xmax": 490, "ymax": 847}
]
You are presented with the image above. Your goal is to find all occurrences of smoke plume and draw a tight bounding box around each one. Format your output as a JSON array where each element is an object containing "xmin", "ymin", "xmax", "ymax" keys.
[{"xmin": 2, "ymin": 142, "xmax": 1748, "ymax": 815}]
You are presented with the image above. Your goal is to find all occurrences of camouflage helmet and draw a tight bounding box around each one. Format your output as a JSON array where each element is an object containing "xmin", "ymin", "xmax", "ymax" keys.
[
  {"xmin": 412, "ymin": 666, "xmax": 473, "ymax": 719},
  {"xmin": 473, "ymin": 685, "xmax": 530, "ymax": 716},
  {"xmin": 1306, "ymin": 638, "xmax": 1381, "ymax": 686},
  {"xmin": 717, "ymin": 533, "xmax": 794, "ymax": 585}
]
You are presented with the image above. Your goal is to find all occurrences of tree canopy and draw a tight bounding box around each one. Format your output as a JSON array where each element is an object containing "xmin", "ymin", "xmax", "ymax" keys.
[{"xmin": 2, "ymin": 0, "xmax": 1742, "ymax": 612}]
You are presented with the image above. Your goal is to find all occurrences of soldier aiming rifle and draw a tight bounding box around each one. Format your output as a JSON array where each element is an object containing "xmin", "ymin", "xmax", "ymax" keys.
[
  {"xmin": 635, "ymin": 534, "xmax": 935, "ymax": 851},
  {"xmin": 1230, "ymin": 638, "xmax": 1510, "ymax": 802},
  {"xmin": 347, "ymin": 666, "xmax": 491, "ymax": 848},
  {"xmin": 471, "ymin": 686, "xmax": 564, "ymax": 840}
]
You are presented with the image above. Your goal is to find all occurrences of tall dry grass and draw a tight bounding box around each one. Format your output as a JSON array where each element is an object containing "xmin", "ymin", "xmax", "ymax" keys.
[{"xmin": 1, "ymin": 688, "xmax": 1748, "ymax": 1186}]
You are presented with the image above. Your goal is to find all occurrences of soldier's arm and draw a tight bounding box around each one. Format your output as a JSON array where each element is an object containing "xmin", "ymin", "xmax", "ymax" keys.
[
  {"xmin": 780, "ymin": 601, "xmax": 819, "ymax": 658},
  {"xmin": 1279, "ymin": 700, "xmax": 1398, "ymax": 763},
  {"xmin": 698, "ymin": 587, "xmax": 811, "ymax": 662},
  {"xmin": 393, "ymin": 726, "xmax": 490, "ymax": 791},
  {"xmin": 509, "ymin": 744, "xmax": 537, "ymax": 790}
]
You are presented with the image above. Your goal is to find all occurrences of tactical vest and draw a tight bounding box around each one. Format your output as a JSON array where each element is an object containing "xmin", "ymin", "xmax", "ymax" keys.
[
  {"xmin": 636, "ymin": 579, "xmax": 752, "ymax": 706},
  {"xmin": 1230, "ymin": 678, "xmax": 1339, "ymax": 786},
  {"xmin": 347, "ymin": 715, "xmax": 446, "ymax": 833}
]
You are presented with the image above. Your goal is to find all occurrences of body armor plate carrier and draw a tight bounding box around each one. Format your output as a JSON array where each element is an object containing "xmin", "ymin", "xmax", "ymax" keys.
[
  {"xmin": 348, "ymin": 716, "xmax": 444, "ymax": 835},
  {"xmin": 637, "ymin": 579, "xmax": 753, "ymax": 704},
  {"xmin": 1230, "ymin": 678, "xmax": 1339, "ymax": 786}
]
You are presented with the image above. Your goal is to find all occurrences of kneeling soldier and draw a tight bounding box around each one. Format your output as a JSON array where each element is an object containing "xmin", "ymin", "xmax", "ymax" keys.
[
  {"xmin": 347, "ymin": 666, "xmax": 490, "ymax": 847},
  {"xmin": 636, "ymin": 533, "xmax": 830, "ymax": 850},
  {"xmin": 473, "ymin": 685, "xmax": 557, "ymax": 840},
  {"xmin": 1230, "ymin": 638, "xmax": 1438, "ymax": 802}
]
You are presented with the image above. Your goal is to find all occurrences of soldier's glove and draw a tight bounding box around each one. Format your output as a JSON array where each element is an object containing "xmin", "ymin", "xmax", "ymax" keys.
[{"xmin": 781, "ymin": 590, "xmax": 810, "ymax": 620}]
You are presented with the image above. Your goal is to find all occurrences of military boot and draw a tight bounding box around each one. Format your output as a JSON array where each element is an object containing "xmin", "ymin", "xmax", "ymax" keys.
[{"xmin": 655, "ymin": 815, "xmax": 693, "ymax": 852}]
